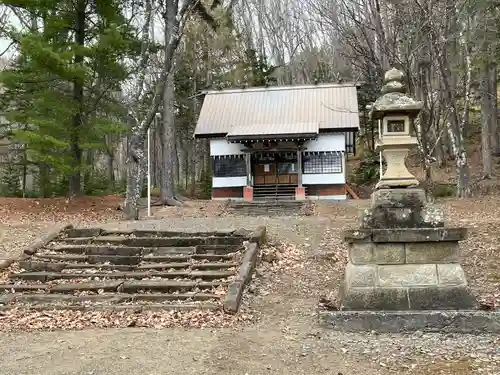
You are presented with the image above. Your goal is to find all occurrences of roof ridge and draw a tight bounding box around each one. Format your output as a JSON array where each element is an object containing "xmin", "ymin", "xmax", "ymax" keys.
[{"xmin": 204, "ymin": 83, "xmax": 360, "ymax": 95}]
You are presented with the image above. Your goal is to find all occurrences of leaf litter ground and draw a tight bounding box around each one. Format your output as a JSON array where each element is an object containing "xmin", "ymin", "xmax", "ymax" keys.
[{"xmin": 0, "ymin": 196, "xmax": 499, "ymax": 374}]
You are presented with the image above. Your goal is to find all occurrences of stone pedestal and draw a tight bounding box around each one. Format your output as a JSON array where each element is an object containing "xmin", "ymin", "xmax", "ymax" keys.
[
  {"xmin": 376, "ymin": 141, "xmax": 420, "ymax": 189},
  {"xmin": 339, "ymin": 188, "xmax": 476, "ymax": 311}
]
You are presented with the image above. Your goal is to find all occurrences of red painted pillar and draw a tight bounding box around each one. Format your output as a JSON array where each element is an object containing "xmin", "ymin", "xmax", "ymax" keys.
[
  {"xmin": 243, "ymin": 186, "xmax": 253, "ymax": 201},
  {"xmin": 295, "ymin": 186, "xmax": 306, "ymax": 200}
]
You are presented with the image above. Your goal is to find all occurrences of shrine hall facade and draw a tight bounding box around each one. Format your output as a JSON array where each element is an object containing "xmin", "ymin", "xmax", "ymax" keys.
[{"xmin": 193, "ymin": 83, "xmax": 360, "ymax": 201}]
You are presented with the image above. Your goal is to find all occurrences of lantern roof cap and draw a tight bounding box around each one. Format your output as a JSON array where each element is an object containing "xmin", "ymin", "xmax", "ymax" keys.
[{"xmin": 370, "ymin": 68, "xmax": 423, "ymax": 120}]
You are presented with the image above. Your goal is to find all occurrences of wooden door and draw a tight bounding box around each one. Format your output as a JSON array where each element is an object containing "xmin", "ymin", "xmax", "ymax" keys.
[{"xmin": 254, "ymin": 163, "xmax": 277, "ymax": 185}]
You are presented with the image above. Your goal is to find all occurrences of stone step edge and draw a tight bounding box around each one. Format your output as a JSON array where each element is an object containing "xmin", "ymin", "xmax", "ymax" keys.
[
  {"xmin": 17, "ymin": 261, "xmax": 239, "ymax": 272},
  {"xmin": 0, "ymin": 302, "xmax": 219, "ymax": 312},
  {"xmin": 0, "ymin": 292, "xmax": 222, "ymax": 304},
  {"xmin": 41, "ymin": 245, "xmax": 242, "ymax": 256},
  {"xmin": 318, "ymin": 310, "xmax": 500, "ymax": 334},
  {"xmin": 65, "ymin": 228, "xmax": 250, "ymax": 239},
  {"xmin": 0, "ymin": 280, "xmax": 228, "ymax": 293},
  {"xmin": 32, "ymin": 254, "xmax": 235, "ymax": 264},
  {"xmin": 59, "ymin": 236, "xmax": 246, "ymax": 244},
  {"xmin": 10, "ymin": 270, "xmax": 234, "ymax": 282}
]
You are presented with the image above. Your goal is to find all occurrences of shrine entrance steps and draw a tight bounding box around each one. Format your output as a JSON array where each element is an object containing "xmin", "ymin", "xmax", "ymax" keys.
[
  {"xmin": 253, "ymin": 184, "xmax": 303, "ymax": 201},
  {"xmin": 227, "ymin": 200, "xmax": 312, "ymax": 216},
  {"xmin": 0, "ymin": 226, "xmax": 266, "ymax": 313}
]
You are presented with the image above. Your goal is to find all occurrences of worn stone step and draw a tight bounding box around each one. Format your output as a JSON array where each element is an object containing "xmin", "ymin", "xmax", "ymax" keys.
[
  {"xmin": 59, "ymin": 237, "xmax": 99, "ymax": 245},
  {"xmin": 136, "ymin": 262, "xmax": 191, "ymax": 270},
  {"xmin": 102, "ymin": 230, "xmax": 237, "ymax": 238},
  {"xmin": 33, "ymin": 254, "xmax": 88, "ymax": 262},
  {"xmin": 0, "ymin": 293, "xmax": 123, "ymax": 304},
  {"xmin": 59, "ymin": 236, "xmax": 244, "ymax": 247},
  {"xmin": 143, "ymin": 254, "xmax": 235, "ymax": 262},
  {"xmin": 50, "ymin": 281, "xmax": 123, "ymax": 293},
  {"xmin": 0, "ymin": 302, "xmax": 219, "ymax": 312},
  {"xmin": 145, "ymin": 247, "xmax": 196, "ymax": 256},
  {"xmin": 11, "ymin": 270, "xmax": 234, "ymax": 281},
  {"xmin": 137, "ymin": 262, "xmax": 238, "ymax": 270},
  {"xmin": 33, "ymin": 254, "xmax": 141, "ymax": 265},
  {"xmin": 195, "ymin": 245, "xmax": 242, "ymax": 255},
  {"xmin": 124, "ymin": 237, "xmax": 245, "ymax": 247},
  {"xmin": 48, "ymin": 244, "xmax": 142, "ymax": 256},
  {"xmin": 65, "ymin": 228, "xmax": 102, "ymax": 238},
  {"xmin": 0, "ymin": 292, "xmax": 221, "ymax": 305},
  {"xmin": 192, "ymin": 254, "xmax": 236, "ymax": 261},
  {"xmin": 60, "ymin": 263, "xmax": 135, "ymax": 271},
  {"xmin": 121, "ymin": 280, "xmax": 226, "ymax": 293},
  {"xmin": 87, "ymin": 255, "xmax": 141, "ymax": 265},
  {"xmin": 0, "ymin": 284, "xmax": 50, "ymax": 292},
  {"xmin": 18, "ymin": 261, "xmax": 68, "ymax": 272}
]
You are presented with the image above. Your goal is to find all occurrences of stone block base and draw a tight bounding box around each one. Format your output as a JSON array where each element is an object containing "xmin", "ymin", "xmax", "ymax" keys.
[
  {"xmin": 348, "ymin": 241, "xmax": 459, "ymax": 265},
  {"xmin": 341, "ymin": 261, "xmax": 475, "ymax": 310},
  {"xmin": 319, "ymin": 310, "xmax": 500, "ymax": 334},
  {"xmin": 243, "ymin": 186, "xmax": 253, "ymax": 201},
  {"xmin": 340, "ymin": 284, "xmax": 475, "ymax": 311}
]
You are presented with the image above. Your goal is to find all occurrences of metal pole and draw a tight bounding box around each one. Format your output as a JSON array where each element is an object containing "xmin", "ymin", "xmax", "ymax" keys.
[{"xmin": 147, "ymin": 127, "xmax": 151, "ymax": 217}]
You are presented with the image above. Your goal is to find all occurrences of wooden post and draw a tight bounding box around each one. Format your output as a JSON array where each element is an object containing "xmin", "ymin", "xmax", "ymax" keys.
[
  {"xmin": 296, "ymin": 150, "xmax": 303, "ymax": 187},
  {"xmin": 245, "ymin": 152, "xmax": 251, "ymax": 186}
]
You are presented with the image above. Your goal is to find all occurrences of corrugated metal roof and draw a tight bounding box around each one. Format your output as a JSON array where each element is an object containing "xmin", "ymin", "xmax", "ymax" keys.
[
  {"xmin": 194, "ymin": 83, "xmax": 359, "ymax": 137},
  {"xmin": 227, "ymin": 122, "xmax": 318, "ymax": 137}
]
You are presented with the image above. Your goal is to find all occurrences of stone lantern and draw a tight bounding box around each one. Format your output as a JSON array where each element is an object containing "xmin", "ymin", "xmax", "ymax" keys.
[
  {"xmin": 371, "ymin": 68, "xmax": 422, "ymax": 189},
  {"xmin": 334, "ymin": 68, "xmax": 476, "ymax": 314}
]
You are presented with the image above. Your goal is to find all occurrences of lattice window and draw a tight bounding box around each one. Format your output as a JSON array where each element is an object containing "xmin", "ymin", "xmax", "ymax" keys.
[
  {"xmin": 277, "ymin": 162, "xmax": 297, "ymax": 174},
  {"xmin": 212, "ymin": 155, "xmax": 246, "ymax": 177},
  {"xmin": 303, "ymin": 152, "xmax": 343, "ymax": 174}
]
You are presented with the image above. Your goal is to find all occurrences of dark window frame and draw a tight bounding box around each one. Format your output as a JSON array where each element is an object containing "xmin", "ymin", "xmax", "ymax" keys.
[
  {"xmin": 277, "ymin": 162, "xmax": 298, "ymax": 174},
  {"xmin": 212, "ymin": 155, "xmax": 246, "ymax": 178},
  {"xmin": 302, "ymin": 151, "xmax": 343, "ymax": 174}
]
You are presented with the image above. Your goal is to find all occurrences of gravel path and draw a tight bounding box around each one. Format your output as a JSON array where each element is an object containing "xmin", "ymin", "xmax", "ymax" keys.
[{"xmin": 1, "ymin": 212, "xmax": 500, "ymax": 374}]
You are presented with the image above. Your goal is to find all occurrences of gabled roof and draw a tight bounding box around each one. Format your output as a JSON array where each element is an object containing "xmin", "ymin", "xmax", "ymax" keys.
[{"xmin": 194, "ymin": 83, "xmax": 360, "ymax": 138}]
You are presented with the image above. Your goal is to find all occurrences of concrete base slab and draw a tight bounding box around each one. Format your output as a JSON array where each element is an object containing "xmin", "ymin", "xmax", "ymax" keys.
[{"xmin": 319, "ymin": 310, "xmax": 500, "ymax": 334}]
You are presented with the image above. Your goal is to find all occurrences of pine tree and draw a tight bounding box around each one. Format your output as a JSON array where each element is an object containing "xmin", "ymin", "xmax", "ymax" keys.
[{"xmin": 0, "ymin": 0, "xmax": 140, "ymax": 196}]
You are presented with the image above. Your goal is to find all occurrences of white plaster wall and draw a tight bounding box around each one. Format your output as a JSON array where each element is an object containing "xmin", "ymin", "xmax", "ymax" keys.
[
  {"xmin": 302, "ymin": 139, "xmax": 347, "ymax": 185},
  {"xmin": 302, "ymin": 173, "xmax": 345, "ymax": 185},
  {"xmin": 212, "ymin": 176, "xmax": 246, "ymax": 188},
  {"xmin": 210, "ymin": 139, "xmax": 244, "ymax": 156},
  {"xmin": 303, "ymin": 133, "xmax": 345, "ymax": 152}
]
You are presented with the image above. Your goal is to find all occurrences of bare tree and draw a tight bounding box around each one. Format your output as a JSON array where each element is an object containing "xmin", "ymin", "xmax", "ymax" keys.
[{"xmin": 123, "ymin": 0, "xmax": 196, "ymax": 220}]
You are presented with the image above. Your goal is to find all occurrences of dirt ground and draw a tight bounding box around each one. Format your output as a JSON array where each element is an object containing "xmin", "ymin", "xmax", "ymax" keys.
[{"xmin": 0, "ymin": 196, "xmax": 500, "ymax": 375}]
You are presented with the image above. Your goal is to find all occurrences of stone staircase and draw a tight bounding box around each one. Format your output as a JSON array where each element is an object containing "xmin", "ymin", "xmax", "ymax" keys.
[
  {"xmin": 227, "ymin": 200, "xmax": 312, "ymax": 216},
  {"xmin": 253, "ymin": 184, "xmax": 301, "ymax": 201},
  {"xmin": 0, "ymin": 227, "xmax": 264, "ymax": 313}
]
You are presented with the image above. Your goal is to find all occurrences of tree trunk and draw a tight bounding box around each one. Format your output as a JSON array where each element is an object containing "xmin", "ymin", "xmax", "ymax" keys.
[
  {"xmin": 430, "ymin": 5, "xmax": 470, "ymax": 198},
  {"xmin": 159, "ymin": 33, "xmax": 178, "ymax": 203},
  {"xmin": 480, "ymin": 63, "xmax": 493, "ymax": 178},
  {"xmin": 189, "ymin": 138, "xmax": 197, "ymax": 196},
  {"xmin": 107, "ymin": 152, "xmax": 115, "ymax": 184},
  {"xmin": 68, "ymin": 0, "xmax": 85, "ymax": 197},
  {"xmin": 158, "ymin": 0, "xmax": 183, "ymax": 206},
  {"xmin": 416, "ymin": 61, "xmax": 432, "ymax": 185},
  {"xmin": 124, "ymin": 133, "xmax": 146, "ymax": 220},
  {"xmin": 488, "ymin": 63, "xmax": 500, "ymax": 155},
  {"xmin": 123, "ymin": 0, "xmax": 195, "ymax": 219}
]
